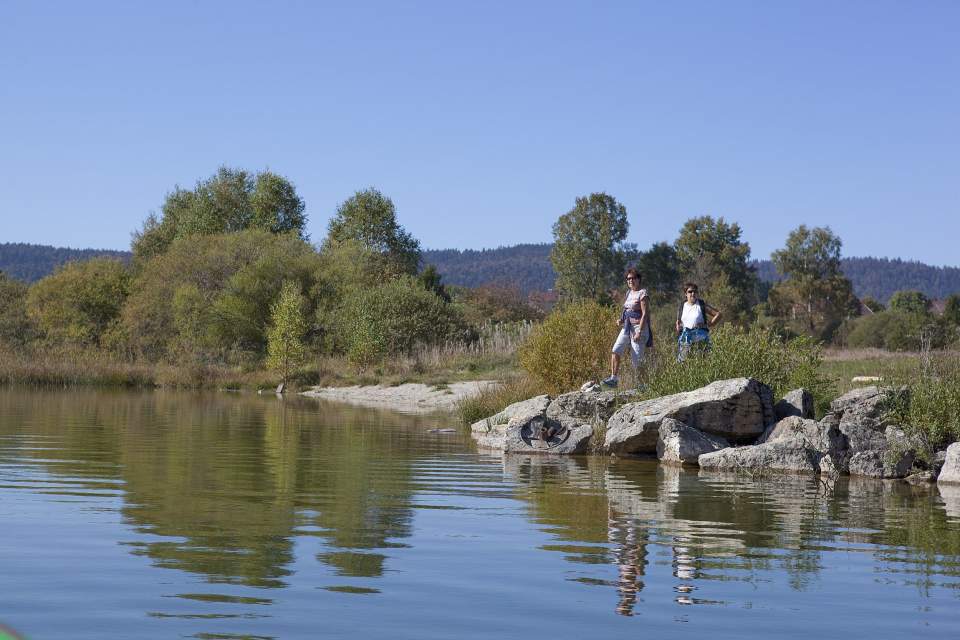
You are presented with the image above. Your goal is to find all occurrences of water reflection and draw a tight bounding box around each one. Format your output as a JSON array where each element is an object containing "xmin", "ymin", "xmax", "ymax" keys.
[{"xmin": 2, "ymin": 388, "xmax": 960, "ymax": 639}]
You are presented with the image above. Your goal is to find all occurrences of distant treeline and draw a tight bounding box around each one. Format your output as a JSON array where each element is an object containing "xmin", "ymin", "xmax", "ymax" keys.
[
  {"xmin": 0, "ymin": 243, "xmax": 131, "ymax": 283},
  {"xmin": 425, "ymin": 245, "xmax": 960, "ymax": 303},
  {"xmin": 4, "ymin": 241, "xmax": 959, "ymax": 303}
]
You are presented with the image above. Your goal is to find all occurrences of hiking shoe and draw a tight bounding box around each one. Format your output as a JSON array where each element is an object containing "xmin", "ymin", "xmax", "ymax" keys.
[{"xmin": 601, "ymin": 376, "xmax": 618, "ymax": 388}]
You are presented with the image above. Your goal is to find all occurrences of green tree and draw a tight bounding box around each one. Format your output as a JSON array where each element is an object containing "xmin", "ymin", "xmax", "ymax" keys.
[
  {"xmin": 769, "ymin": 225, "xmax": 858, "ymax": 340},
  {"xmin": 132, "ymin": 167, "xmax": 306, "ymax": 265},
  {"xmin": 550, "ymin": 192, "xmax": 630, "ymax": 302},
  {"xmin": 26, "ymin": 258, "xmax": 130, "ymax": 347},
  {"xmin": 889, "ymin": 290, "xmax": 931, "ymax": 315},
  {"xmin": 333, "ymin": 275, "xmax": 466, "ymax": 367},
  {"xmin": 944, "ymin": 294, "xmax": 960, "ymax": 326},
  {"xmin": 122, "ymin": 230, "xmax": 323, "ymax": 361},
  {"xmin": 324, "ymin": 188, "xmax": 421, "ymax": 277},
  {"xmin": 673, "ymin": 216, "xmax": 756, "ymax": 319},
  {"xmin": 0, "ymin": 271, "xmax": 34, "ymax": 346},
  {"xmin": 635, "ymin": 242, "xmax": 680, "ymax": 301},
  {"xmin": 266, "ymin": 281, "xmax": 308, "ymax": 385}
]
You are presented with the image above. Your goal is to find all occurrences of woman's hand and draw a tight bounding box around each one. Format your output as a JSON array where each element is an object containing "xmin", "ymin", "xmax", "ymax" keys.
[{"xmin": 675, "ymin": 320, "xmax": 682, "ymax": 333}]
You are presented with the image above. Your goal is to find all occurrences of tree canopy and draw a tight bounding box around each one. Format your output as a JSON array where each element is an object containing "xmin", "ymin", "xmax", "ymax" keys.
[
  {"xmin": 132, "ymin": 167, "xmax": 307, "ymax": 265},
  {"xmin": 673, "ymin": 216, "xmax": 756, "ymax": 317},
  {"xmin": 323, "ymin": 188, "xmax": 421, "ymax": 277},
  {"xmin": 550, "ymin": 193, "xmax": 630, "ymax": 302}
]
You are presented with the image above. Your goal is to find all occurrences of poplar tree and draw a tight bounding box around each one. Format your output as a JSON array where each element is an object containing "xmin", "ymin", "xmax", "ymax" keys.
[{"xmin": 266, "ymin": 281, "xmax": 308, "ymax": 386}]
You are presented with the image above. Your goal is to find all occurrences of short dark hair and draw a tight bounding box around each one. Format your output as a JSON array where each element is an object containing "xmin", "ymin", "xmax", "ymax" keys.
[
  {"xmin": 684, "ymin": 282, "xmax": 699, "ymax": 292},
  {"xmin": 625, "ymin": 268, "xmax": 641, "ymax": 283}
]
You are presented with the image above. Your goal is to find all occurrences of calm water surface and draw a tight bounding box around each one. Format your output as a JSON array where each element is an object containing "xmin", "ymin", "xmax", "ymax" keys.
[{"xmin": 1, "ymin": 388, "xmax": 959, "ymax": 639}]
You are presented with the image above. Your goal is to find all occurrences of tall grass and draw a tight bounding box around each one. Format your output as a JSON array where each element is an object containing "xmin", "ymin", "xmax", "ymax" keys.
[
  {"xmin": 883, "ymin": 354, "xmax": 960, "ymax": 463},
  {"xmin": 455, "ymin": 376, "xmax": 545, "ymax": 426}
]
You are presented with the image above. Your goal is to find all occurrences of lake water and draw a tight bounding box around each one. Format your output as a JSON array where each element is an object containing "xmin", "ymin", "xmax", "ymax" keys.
[{"xmin": 1, "ymin": 388, "xmax": 959, "ymax": 639}]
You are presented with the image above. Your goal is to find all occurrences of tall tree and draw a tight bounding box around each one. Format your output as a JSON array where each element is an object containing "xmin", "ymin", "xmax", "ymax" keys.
[
  {"xmin": 889, "ymin": 290, "xmax": 931, "ymax": 315},
  {"xmin": 266, "ymin": 280, "xmax": 308, "ymax": 386},
  {"xmin": 323, "ymin": 188, "xmax": 421, "ymax": 277},
  {"xmin": 944, "ymin": 294, "xmax": 960, "ymax": 327},
  {"xmin": 550, "ymin": 193, "xmax": 630, "ymax": 301},
  {"xmin": 769, "ymin": 225, "xmax": 858, "ymax": 339},
  {"xmin": 673, "ymin": 216, "xmax": 756, "ymax": 318},
  {"xmin": 635, "ymin": 242, "xmax": 680, "ymax": 300},
  {"xmin": 132, "ymin": 167, "xmax": 307, "ymax": 266}
]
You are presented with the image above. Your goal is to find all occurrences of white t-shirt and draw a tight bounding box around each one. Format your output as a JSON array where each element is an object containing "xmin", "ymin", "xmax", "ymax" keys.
[
  {"xmin": 681, "ymin": 301, "xmax": 706, "ymax": 329},
  {"xmin": 623, "ymin": 288, "xmax": 648, "ymax": 310}
]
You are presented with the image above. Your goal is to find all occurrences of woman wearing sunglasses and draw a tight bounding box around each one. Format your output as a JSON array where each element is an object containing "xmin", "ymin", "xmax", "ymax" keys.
[
  {"xmin": 675, "ymin": 283, "xmax": 721, "ymax": 362},
  {"xmin": 602, "ymin": 268, "xmax": 652, "ymax": 388}
]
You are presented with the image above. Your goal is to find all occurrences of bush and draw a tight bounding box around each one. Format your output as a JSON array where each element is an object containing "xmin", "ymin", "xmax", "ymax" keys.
[
  {"xmin": 644, "ymin": 324, "xmax": 831, "ymax": 413},
  {"xmin": 884, "ymin": 356, "xmax": 960, "ymax": 464},
  {"xmin": 333, "ymin": 275, "xmax": 467, "ymax": 367},
  {"xmin": 847, "ymin": 310, "xmax": 948, "ymax": 351},
  {"xmin": 518, "ymin": 300, "xmax": 617, "ymax": 393},
  {"xmin": 26, "ymin": 258, "xmax": 130, "ymax": 347}
]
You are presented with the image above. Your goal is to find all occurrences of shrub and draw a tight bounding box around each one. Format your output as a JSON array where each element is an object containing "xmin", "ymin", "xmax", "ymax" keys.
[
  {"xmin": 26, "ymin": 258, "xmax": 130, "ymax": 347},
  {"xmin": 643, "ymin": 324, "xmax": 831, "ymax": 413},
  {"xmin": 333, "ymin": 275, "xmax": 467, "ymax": 367},
  {"xmin": 518, "ymin": 300, "xmax": 617, "ymax": 393},
  {"xmin": 884, "ymin": 356, "xmax": 960, "ymax": 464}
]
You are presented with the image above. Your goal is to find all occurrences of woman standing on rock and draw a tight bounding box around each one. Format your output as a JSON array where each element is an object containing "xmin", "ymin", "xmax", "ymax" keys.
[
  {"xmin": 603, "ymin": 268, "xmax": 653, "ymax": 388},
  {"xmin": 675, "ymin": 282, "xmax": 721, "ymax": 362}
]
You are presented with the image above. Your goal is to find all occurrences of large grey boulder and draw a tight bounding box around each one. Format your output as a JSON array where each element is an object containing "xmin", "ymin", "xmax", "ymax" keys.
[
  {"xmin": 848, "ymin": 449, "xmax": 914, "ymax": 479},
  {"xmin": 656, "ymin": 418, "xmax": 729, "ymax": 466},
  {"xmin": 775, "ymin": 388, "xmax": 814, "ymax": 420},
  {"xmin": 838, "ymin": 423, "xmax": 914, "ymax": 479},
  {"xmin": 545, "ymin": 389, "xmax": 638, "ymax": 423},
  {"xmin": 605, "ymin": 378, "xmax": 774, "ymax": 455},
  {"xmin": 937, "ymin": 442, "xmax": 960, "ymax": 484},
  {"xmin": 831, "ymin": 386, "xmax": 897, "ymax": 431},
  {"xmin": 698, "ymin": 439, "xmax": 822, "ymax": 475},
  {"xmin": 501, "ymin": 414, "xmax": 593, "ymax": 455}
]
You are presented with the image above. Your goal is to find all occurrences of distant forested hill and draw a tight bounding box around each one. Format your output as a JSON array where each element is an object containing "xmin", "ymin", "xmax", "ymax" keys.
[
  {"xmin": 752, "ymin": 257, "xmax": 960, "ymax": 302},
  {"xmin": 423, "ymin": 244, "xmax": 554, "ymax": 293},
  {"xmin": 6, "ymin": 242, "xmax": 959, "ymax": 303},
  {"xmin": 0, "ymin": 243, "xmax": 131, "ymax": 282},
  {"xmin": 424, "ymin": 245, "xmax": 960, "ymax": 302}
]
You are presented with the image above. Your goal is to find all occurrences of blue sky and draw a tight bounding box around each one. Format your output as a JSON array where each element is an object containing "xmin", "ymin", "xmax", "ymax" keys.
[{"xmin": 1, "ymin": 1, "xmax": 957, "ymax": 264}]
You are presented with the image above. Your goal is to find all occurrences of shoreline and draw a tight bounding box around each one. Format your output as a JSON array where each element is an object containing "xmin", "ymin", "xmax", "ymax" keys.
[{"xmin": 301, "ymin": 380, "xmax": 499, "ymax": 414}]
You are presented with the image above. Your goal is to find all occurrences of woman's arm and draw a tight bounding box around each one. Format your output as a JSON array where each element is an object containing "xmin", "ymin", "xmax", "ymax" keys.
[
  {"xmin": 706, "ymin": 304, "xmax": 722, "ymax": 327},
  {"xmin": 638, "ymin": 298, "xmax": 649, "ymax": 329}
]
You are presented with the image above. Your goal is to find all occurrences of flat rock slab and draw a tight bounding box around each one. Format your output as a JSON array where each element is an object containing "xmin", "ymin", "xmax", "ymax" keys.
[
  {"xmin": 545, "ymin": 389, "xmax": 638, "ymax": 423},
  {"xmin": 657, "ymin": 418, "xmax": 729, "ymax": 466},
  {"xmin": 698, "ymin": 438, "xmax": 821, "ymax": 475},
  {"xmin": 605, "ymin": 378, "xmax": 774, "ymax": 455},
  {"xmin": 303, "ymin": 381, "xmax": 499, "ymax": 414}
]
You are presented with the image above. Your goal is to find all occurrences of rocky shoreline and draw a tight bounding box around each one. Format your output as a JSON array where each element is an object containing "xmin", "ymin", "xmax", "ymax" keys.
[
  {"xmin": 470, "ymin": 378, "xmax": 960, "ymax": 485},
  {"xmin": 301, "ymin": 380, "xmax": 497, "ymax": 414}
]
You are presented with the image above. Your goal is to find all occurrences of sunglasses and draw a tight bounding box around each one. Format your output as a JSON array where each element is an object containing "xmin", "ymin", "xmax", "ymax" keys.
[{"xmin": 686, "ymin": 290, "xmax": 697, "ymax": 294}]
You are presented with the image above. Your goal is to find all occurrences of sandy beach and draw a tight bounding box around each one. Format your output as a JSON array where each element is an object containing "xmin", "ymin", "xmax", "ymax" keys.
[{"xmin": 300, "ymin": 380, "xmax": 498, "ymax": 414}]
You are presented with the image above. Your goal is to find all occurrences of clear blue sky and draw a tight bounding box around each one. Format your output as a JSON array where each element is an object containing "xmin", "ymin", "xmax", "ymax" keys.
[{"xmin": 1, "ymin": 1, "xmax": 957, "ymax": 264}]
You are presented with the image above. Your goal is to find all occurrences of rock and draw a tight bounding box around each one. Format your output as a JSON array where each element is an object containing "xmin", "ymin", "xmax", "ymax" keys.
[
  {"xmin": 546, "ymin": 389, "xmax": 638, "ymax": 423},
  {"xmin": 656, "ymin": 418, "xmax": 729, "ymax": 466},
  {"xmin": 831, "ymin": 386, "xmax": 901, "ymax": 431},
  {"xmin": 500, "ymin": 414, "xmax": 593, "ymax": 455},
  {"xmin": 579, "ymin": 380, "xmax": 602, "ymax": 393},
  {"xmin": 605, "ymin": 378, "xmax": 774, "ymax": 455},
  {"xmin": 852, "ymin": 376, "xmax": 883, "ymax": 383},
  {"xmin": 849, "ymin": 449, "xmax": 914, "ymax": 479},
  {"xmin": 933, "ymin": 449, "xmax": 948, "ymax": 474},
  {"xmin": 774, "ymin": 388, "xmax": 814, "ymax": 420},
  {"xmin": 939, "ymin": 483, "xmax": 960, "ymax": 519},
  {"xmin": 698, "ymin": 439, "xmax": 821, "ymax": 475},
  {"xmin": 819, "ymin": 412, "xmax": 841, "ymax": 429},
  {"xmin": 838, "ymin": 421, "xmax": 887, "ymax": 453},
  {"xmin": 937, "ymin": 442, "xmax": 960, "ymax": 484},
  {"xmin": 471, "ymin": 395, "xmax": 551, "ymax": 436}
]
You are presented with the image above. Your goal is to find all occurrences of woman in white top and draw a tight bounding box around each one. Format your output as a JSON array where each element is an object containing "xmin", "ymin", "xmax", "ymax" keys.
[
  {"xmin": 602, "ymin": 268, "xmax": 652, "ymax": 388},
  {"xmin": 675, "ymin": 282, "xmax": 721, "ymax": 362}
]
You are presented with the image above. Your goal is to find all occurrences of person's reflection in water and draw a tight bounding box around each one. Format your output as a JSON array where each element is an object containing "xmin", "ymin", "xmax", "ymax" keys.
[
  {"xmin": 608, "ymin": 509, "xmax": 648, "ymax": 616},
  {"xmin": 672, "ymin": 538, "xmax": 699, "ymax": 605}
]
